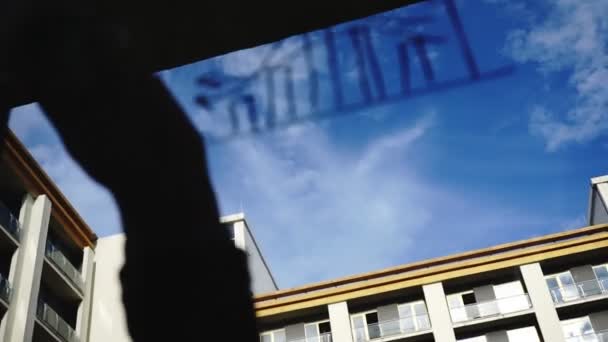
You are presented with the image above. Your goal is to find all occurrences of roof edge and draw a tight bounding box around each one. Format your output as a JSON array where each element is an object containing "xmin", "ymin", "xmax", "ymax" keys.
[
  {"xmin": 3, "ymin": 130, "xmax": 98, "ymax": 248},
  {"xmin": 254, "ymin": 223, "xmax": 608, "ymax": 301}
]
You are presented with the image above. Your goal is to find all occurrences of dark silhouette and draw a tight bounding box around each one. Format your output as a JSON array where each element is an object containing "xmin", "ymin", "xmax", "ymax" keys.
[{"xmin": 0, "ymin": 1, "xmax": 427, "ymax": 341}]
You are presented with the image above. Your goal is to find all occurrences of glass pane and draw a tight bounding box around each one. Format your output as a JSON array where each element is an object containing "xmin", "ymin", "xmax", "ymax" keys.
[
  {"xmin": 416, "ymin": 314, "xmax": 431, "ymax": 331},
  {"xmin": 546, "ymin": 277, "xmax": 563, "ymax": 303},
  {"xmin": 367, "ymin": 324, "xmax": 381, "ymax": 340},
  {"xmin": 366, "ymin": 312, "xmax": 380, "ymax": 339},
  {"xmin": 447, "ymin": 295, "xmax": 462, "ymax": 308},
  {"xmin": 352, "ymin": 316, "xmax": 365, "ymax": 329},
  {"xmin": 398, "ymin": 304, "xmax": 413, "ymax": 318},
  {"xmin": 546, "ymin": 277, "xmax": 559, "ymax": 289},
  {"xmin": 319, "ymin": 322, "xmax": 331, "ymax": 334},
  {"xmin": 400, "ymin": 316, "xmax": 415, "ymax": 333},
  {"xmin": 306, "ymin": 323, "xmax": 320, "ymax": 342},
  {"xmin": 559, "ymin": 273, "xmax": 580, "ymax": 301},
  {"xmin": 260, "ymin": 333, "xmax": 272, "ymax": 342},
  {"xmin": 274, "ymin": 330, "xmax": 286, "ymax": 342},
  {"xmin": 507, "ymin": 327, "xmax": 541, "ymax": 342},
  {"xmin": 306, "ymin": 324, "xmax": 319, "ymax": 336},
  {"xmin": 352, "ymin": 316, "xmax": 366, "ymax": 342},
  {"xmin": 563, "ymin": 317, "xmax": 593, "ymax": 338},
  {"xmin": 560, "ymin": 273, "xmax": 575, "ymax": 285},
  {"xmin": 594, "ymin": 265, "xmax": 608, "ymax": 279},
  {"xmin": 413, "ymin": 302, "xmax": 428, "ymax": 315}
]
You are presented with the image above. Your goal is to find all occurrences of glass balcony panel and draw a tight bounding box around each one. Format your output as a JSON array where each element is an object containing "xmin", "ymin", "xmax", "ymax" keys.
[
  {"xmin": 450, "ymin": 294, "xmax": 531, "ymax": 323},
  {"xmin": 550, "ymin": 278, "xmax": 608, "ymax": 304},
  {"xmin": 353, "ymin": 314, "xmax": 431, "ymax": 340}
]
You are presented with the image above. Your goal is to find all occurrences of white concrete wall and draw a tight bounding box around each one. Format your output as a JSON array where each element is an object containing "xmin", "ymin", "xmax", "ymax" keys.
[
  {"xmin": 520, "ymin": 263, "xmax": 566, "ymax": 342},
  {"xmin": 89, "ymin": 234, "xmax": 132, "ymax": 342},
  {"xmin": 241, "ymin": 220, "xmax": 278, "ymax": 294},
  {"xmin": 423, "ymin": 282, "xmax": 456, "ymax": 342},
  {"xmin": 328, "ymin": 302, "xmax": 354, "ymax": 342},
  {"xmin": 3, "ymin": 194, "xmax": 51, "ymax": 342}
]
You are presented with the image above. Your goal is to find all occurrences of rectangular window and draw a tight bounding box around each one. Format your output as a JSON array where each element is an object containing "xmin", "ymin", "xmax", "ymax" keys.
[
  {"xmin": 397, "ymin": 301, "xmax": 430, "ymax": 333},
  {"xmin": 225, "ymin": 223, "xmax": 235, "ymax": 240},
  {"xmin": 304, "ymin": 320, "xmax": 332, "ymax": 342},
  {"xmin": 259, "ymin": 329, "xmax": 286, "ymax": 342},
  {"xmin": 562, "ymin": 316, "xmax": 594, "ymax": 339},
  {"xmin": 545, "ymin": 271, "xmax": 579, "ymax": 303}
]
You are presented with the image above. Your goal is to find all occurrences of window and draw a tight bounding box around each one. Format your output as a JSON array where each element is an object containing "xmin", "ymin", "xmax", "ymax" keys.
[
  {"xmin": 506, "ymin": 327, "xmax": 541, "ymax": 342},
  {"xmin": 397, "ymin": 301, "xmax": 430, "ymax": 333},
  {"xmin": 260, "ymin": 329, "xmax": 286, "ymax": 342},
  {"xmin": 304, "ymin": 320, "xmax": 331, "ymax": 342},
  {"xmin": 493, "ymin": 281, "xmax": 528, "ymax": 314},
  {"xmin": 593, "ymin": 264, "xmax": 608, "ymax": 279},
  {"xmin": 545, "ymin": 271, "xmax": 579, "ymax": 303},
  {"xmin": 225, "ymin": 223, "xmax": 235, "ymax": 240},
  {"xmin": 462, "ymin": 292, "xmax": 476, "ymax": 305},
  {"xmin": 352, "ymin": 300, "xmax": 429, "ymax": 341},
  {"xmin": 351, "ymin": 311, "xmax": 380, "ymax": 341},
  {"xmin": 562, "ymin": 317, "xmax": 594, "ymax": 340},
  {"xmin": 447, "ymin": 290, "xmax": 477, "ymax": 322}
]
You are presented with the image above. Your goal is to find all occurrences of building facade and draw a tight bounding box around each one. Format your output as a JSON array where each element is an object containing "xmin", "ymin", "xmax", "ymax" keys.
[
  {"xmin": 256, "ymin": 223, "xmax": 608, "ymax": 342},
  {"xmin": 0, "ymin": 131, "xmax": 97, "ymax": 342},
  {"xmin": 254, "ymin": 177, "xmax": 608, "ymax": 342}
]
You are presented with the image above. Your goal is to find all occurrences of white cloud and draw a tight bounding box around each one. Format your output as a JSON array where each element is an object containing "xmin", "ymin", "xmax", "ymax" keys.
[
  {"xmin": 9, "ymin": 104, "xmax": 122, "ymax": 236},
  {"xmin": 205, "ymin": 112, "xmax": 558, "ymax": 287},
  {"xmin": 505, "ymin": 0, "xmax": 608, "ymax": 151}
]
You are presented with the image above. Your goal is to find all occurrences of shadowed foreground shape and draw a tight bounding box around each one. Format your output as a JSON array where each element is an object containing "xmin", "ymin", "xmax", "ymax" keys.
[{"xmin": 0, "ymin": 1, "xmax": 422, "ymax": 340}]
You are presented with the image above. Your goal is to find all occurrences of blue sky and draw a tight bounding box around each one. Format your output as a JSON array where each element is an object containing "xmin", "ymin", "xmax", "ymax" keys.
[{"xmin": 8, "ymin": 0, "xmax": 608, "ymax": 288}]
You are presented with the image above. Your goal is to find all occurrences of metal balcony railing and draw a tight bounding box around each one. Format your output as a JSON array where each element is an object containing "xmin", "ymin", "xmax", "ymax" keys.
[
  {"xmin": 45, "ymin": 242, "xmax": 83, "ymax": 290},
  {"xmin": 37, "ymin": 302, "xmax": 79, "ymax": 342},
  {"xmin": 353, "ymin": 314, "xmax": 431, "ymax": 341},
  {"xmin": 565, "ymin": 331, "xmax": 608, "ymax": 342},
  {"xmin": 0, "ymin": 201, "xmax": 21, "ymax": 241},
  {"xmin": 449, "ymin": 293, "xmax": 532, "ymax": 323},
  {"xmin": 0, "ymin": 273, "xmax": 11, "ymax": 304},
  {"xmin": 549, "ymin": 278, "xmax": 608, "ymax": 304}
]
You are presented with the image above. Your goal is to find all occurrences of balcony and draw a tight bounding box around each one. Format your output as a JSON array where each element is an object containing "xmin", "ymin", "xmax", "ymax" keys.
[
  {"xmin": 0, "ymin": 202, "xmax": 20, "ymax": 241},
  {"xmin": 549, "ymin": 278, "xmax": 608, "ymax": 305},
  {"xmin": 449, "ymin": 294, "xmax": 532, "ymax": 324},
  {"xmin": 0, "ymin": 272, "xmax": 11, "ymax": 305},
  {"xmin": 37, "ymin": 302, "xmax": 79, "ymax": 342},
  {"xmin": 353, "ymin": 314, "xmax": 431, "ymax": 341},
  {"xmin": 565, "ymin": 331, "xmax": 608, "ymax": 342},
  {"xmin": 45, "ymin": 242, "xmax": 83, "ymax": 290},
  {"xmin": 288, "ymin": 333, "xmax": 333, "ymax": 342}
]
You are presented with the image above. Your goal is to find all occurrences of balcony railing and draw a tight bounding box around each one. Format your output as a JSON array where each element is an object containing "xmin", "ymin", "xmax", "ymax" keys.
[
  {"xmin": 37, "ymin": 302, "xmax": 79, "ymax": 342},
  {"xmin": 288, "ymin": 333, "xmax": 333, "ymax": 342},
  {"xmin": 45, "ymin": 242, "xmax": 83, "ymax": 290},
  {"xmin": 0, "ymin": 273, "xmax": 11, "ymax": 304},
  {"xmin": 449, "ymin": 293, "xmax": 532, "ymax": 323},
  {"xmin": 0, "ymin": 201, "xmax": 20, "ymax": 240},
  {"xmin": 353, "ymin": 314, "xmax": 431, "ymax": 341},
  {"xmin": 549, "ymin": 278, "xmax": 608, "ymax": 304},
  {"xmin": 565, "ymin": 331, "xmax": 608, "ymax": 342}
]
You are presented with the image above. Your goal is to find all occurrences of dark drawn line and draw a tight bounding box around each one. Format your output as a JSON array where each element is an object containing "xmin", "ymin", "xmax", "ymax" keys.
[
  {"xmin": 207, "ymin": 66, "xmax": 514, "ymax": 143},
  {"xmin": 443, "ymin": 0, "xmax": 480, "ymax": 80}
]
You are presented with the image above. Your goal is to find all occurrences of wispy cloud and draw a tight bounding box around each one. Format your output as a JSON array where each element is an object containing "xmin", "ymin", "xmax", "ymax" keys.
[
  {"xmin": 204, "ymin": 111, "xmax": 559, "ymax": 287},
  {"xmin": 504, "ymin": 0, "xmax": 608, "ymax": 151}
]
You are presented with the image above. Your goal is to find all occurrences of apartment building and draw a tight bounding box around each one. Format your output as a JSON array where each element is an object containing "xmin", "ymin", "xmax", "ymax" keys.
[
  {"xmin": 0, "ymin": 131, "xmax": 97, "ymax": 342},
  {"xmin": 255, "ymin": 176, "xmax": 608, "ymax": 342}
]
